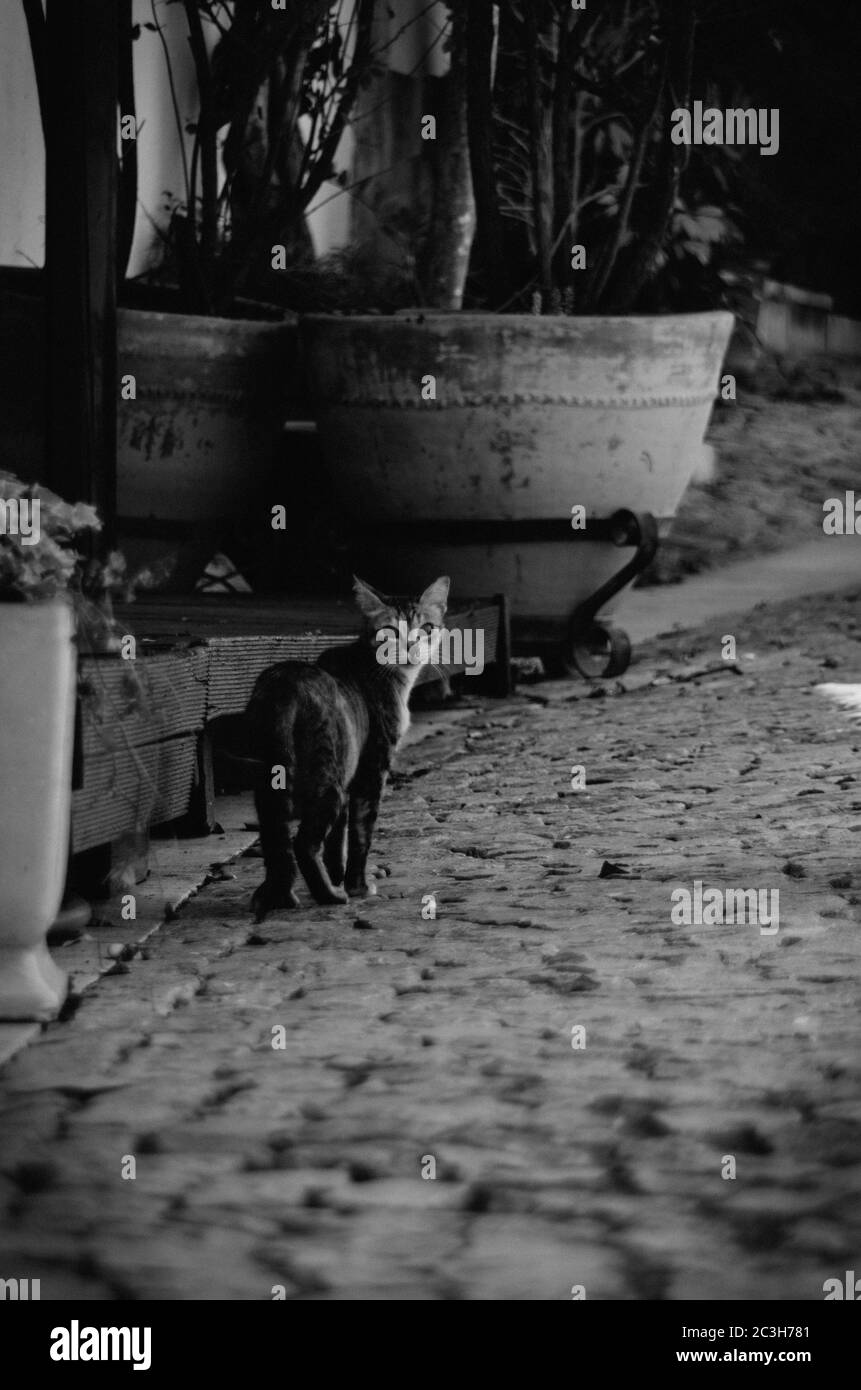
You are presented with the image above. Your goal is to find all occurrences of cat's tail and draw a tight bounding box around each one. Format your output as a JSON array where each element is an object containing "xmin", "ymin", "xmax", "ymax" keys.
[
  {"xmin": 246, "ymin": 678, "xmax": 302, "ymax": 919},
  {"xmin": 246, "ymin": 687, "xmax": 299, "ymax": 813}
]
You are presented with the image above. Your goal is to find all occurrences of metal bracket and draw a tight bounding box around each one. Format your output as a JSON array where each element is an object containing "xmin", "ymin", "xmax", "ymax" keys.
[
  {"xmin": 353, "ymin": 510, "xmax": 661, "ymax": 681},
  {"xmin": 566, "ymin": 509, "xmax": 660, "ymax": 679}
]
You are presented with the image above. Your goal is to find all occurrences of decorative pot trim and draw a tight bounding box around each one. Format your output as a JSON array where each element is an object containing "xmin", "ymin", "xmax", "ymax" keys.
[
  {"xmin": 129, "ymin": 385, "xmax": 250, "ymax": 407},
  {"xmin": 326, "ymin": 389, "xmax": 719, "ymax": 410},
  {"xmin": 357, "ymin": 516, "xmax": 676, "ymax": 542}
]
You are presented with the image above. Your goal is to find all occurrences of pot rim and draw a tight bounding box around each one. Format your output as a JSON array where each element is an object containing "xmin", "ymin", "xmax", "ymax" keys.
[
  {"xmin": 116, "ymin": 307, "xmax": 298, "ymax": 332},
  {"xmin": 300, "ymin": 309, "xmax": 736, "ymax": 330}
]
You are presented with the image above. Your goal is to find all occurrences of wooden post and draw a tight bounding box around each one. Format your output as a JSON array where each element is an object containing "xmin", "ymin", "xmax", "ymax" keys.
[
  {"xmin": 182, "ymin": 728, "xmax": 219, "ymax": 837},
  {"xmin": 44, "ymin": 0, "xmax": 118, "ymax": 539}
]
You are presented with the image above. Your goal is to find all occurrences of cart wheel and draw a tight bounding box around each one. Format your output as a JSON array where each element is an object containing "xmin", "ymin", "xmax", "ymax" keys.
[{"xmin": 565, "ymin": 621, "xmax": 632, "ymax": 680}]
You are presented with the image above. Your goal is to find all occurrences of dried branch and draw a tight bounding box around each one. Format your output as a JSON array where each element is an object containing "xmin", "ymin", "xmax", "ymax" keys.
[{"xmin": 466, "ymin": 0, "xmax": 509, "ymax": 306}]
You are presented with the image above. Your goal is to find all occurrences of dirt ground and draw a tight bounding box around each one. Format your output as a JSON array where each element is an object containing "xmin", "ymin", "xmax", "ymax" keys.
[
  {"xmin": 2, "ymin": 361, "xmax": 860, "ymax": 1302},
  {"xmin": 1, "ymin": 584, "xmax": 861, "ymax": 1299},
  {"xmin": 646, "ymin": 367, "xmax": 861, "ymax": 584}
]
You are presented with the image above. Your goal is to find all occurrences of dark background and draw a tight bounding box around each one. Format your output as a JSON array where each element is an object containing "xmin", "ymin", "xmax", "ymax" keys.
[{"xmin": 695, "ymin": 0, "xmax": 861, "ymax": 312}]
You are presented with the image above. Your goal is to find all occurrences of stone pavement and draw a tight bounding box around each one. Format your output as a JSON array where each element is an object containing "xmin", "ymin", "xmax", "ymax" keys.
[{"xmin": 2, "ymin": 586, "xmax": 861, "ymax": 1300}]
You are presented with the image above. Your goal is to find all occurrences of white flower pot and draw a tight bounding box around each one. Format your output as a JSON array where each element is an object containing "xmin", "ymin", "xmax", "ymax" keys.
[{"xmin": 0, "ymin": 599, "xmax": 75, "ymax": 1020}]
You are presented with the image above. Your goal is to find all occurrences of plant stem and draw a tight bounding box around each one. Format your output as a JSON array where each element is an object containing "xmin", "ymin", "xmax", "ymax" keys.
[
  {"xmin": 183, "ymin": 0, "xmax": 218, "ymax": 306},
  {"xmin": 524, "ymin": 1, "xmax": 553, "ymax": 304},
  {"xmin": 605, "ymin": 0, "xmax": 697, "ymax": 311},
  {"xmin": 117, "ymin": 0, "xmax": 138, "ymax": 285},
  {"xmin": 299, "ymin": 0, "xmax": 376, "ymax": 213},
  {"xmin": 466, "ymin": 0, "xmax": 508, "ymax": 307},
  {"xmin": 420, "ymin": 3, "xmax": 475, "ymax": 309},
  {"xmin": 150, "ymin": 0, "xmax": 190, "ymax": 210}
]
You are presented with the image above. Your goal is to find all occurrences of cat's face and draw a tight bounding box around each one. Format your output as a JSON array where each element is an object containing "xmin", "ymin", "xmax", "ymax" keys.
[{"xmin": 353, "ymin": 575, "xmax": 450, "ymax": 669}]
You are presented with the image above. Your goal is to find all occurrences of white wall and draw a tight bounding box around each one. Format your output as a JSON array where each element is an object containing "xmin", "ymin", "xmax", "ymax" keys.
[
  {"xmin": 0, "ymin": 0, "xmax": 199, "ymax": 275},
  {"xmin": 126, "ymin": 0, "xmax": 200, "ymax": 277},
  {"xmin": 386, "ymin": 0, "xmax": 448, "ymax": 76},
  {"xmin": 0, "ymin": 1, "xmax": 45, "ymax": 268},
  {"xmin": 0, "ymin": 0, "xmax": 445, "ymax": 274},
  {"xmin": 305, "ymin": 0, "xmax": 451, "ymax": 256}
]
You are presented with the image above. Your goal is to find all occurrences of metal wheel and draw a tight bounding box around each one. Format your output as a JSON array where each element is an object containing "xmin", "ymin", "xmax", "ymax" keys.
[{"xmin": 564, "ymin": 620, "xmax": 632, "ymax": 680}]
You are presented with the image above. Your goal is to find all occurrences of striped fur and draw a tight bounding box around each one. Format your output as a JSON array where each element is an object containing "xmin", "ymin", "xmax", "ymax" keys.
[{"xmin": 247, "ymin": 576, "xmax": 449, "ymax": 919}]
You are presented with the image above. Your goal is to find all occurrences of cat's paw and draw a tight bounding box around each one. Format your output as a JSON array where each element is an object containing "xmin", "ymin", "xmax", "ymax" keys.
[
  {"xmin": 252, "ymin": 881, "xmax": 300, "ymax": 921},
  {"xmin": 346, "ymin": 878, "xmax": 378, "ymax": 899},
  {"xmin": 310, "ymin": 885, "xmax": 349, "ymax": 905}
]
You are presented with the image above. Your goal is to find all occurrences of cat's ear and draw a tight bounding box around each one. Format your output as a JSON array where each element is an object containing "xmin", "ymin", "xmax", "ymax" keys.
[
  {"xmin": 353, "ymin": 575, "xmax": 395, "ymax": 628},
  {"xmin": 417, "ymin": 576, "xmax": 450, "ymax": 625}
]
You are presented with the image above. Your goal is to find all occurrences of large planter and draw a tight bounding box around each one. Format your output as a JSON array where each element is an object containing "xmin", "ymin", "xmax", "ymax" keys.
[
  {"xmin": 301, "ymin": 311, "xmax": 734, "ymax": 667},
  {"xmin": 117, "ymin": 309, "xmax": 301, "ymax": 523},
  {"xmin": 0, "ymin": 599, "xmax": 76, "ymax": 1021},
  {"xmin": 0, "ymin": 281, "xmax": 302, "ymax": 588}
]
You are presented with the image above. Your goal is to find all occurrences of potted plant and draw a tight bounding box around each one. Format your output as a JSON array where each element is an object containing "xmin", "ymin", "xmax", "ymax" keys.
[
  {"xmin": 300, "ymin": 0, "xmax": 740, "ymax": 670},
  {"xmin": 119, "ymin": 0, "xmax": 386, "ymax": 579},
  {"xmin": 0, "ymin": 473, "xmax": 102, "ymax": 1020},
  {"xmin": 7, "ymin": 0, "xmax": 382, "ymax": 585}
]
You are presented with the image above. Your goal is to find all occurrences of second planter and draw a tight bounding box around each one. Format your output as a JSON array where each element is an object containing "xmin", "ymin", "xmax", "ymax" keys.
[{"xmin": 301, "ymin": 310, "xmax": 734, "ymax": 671}]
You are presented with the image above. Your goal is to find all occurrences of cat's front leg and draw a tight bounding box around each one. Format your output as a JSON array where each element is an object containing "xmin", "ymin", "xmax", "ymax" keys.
[
  {"xmin": 345, "ymin": 776, "xmax": 386, "ymax": 897},
  {"xmin": 324, "ymin": 806, "xmax": 348, "ymax": 886}
]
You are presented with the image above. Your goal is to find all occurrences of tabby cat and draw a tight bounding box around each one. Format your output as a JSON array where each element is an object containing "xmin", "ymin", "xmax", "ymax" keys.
[{"xmin": 246, "ymin": 575, "xmax": 449, "ymax": 920}]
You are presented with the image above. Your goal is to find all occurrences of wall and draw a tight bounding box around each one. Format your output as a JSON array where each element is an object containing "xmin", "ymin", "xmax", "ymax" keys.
[
  {"xmin": 310, "ymin": 0, "xmax": 449, "ymax": 256},
  {"xmin": 0, "ymin": 2, "xmax": 45, "ymax": 269},
  {"xmin": 0, "ymin": 0, "xmax": 396, "ymax": 276},
  {"xmin": 757, "ymin": 284, "xmax": 861, "ymax": 360}
]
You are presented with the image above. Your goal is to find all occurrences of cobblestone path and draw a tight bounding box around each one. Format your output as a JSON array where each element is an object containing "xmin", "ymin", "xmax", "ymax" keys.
[{"xmin": 1, "ymin": 588, "xmax": 860, "ymax": 1300}]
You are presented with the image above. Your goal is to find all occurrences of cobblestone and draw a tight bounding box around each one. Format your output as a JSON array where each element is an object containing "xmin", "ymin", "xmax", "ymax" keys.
[{"xmin": 2, "ymin": 586, "xmax": 861, "ymax": 1299}]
